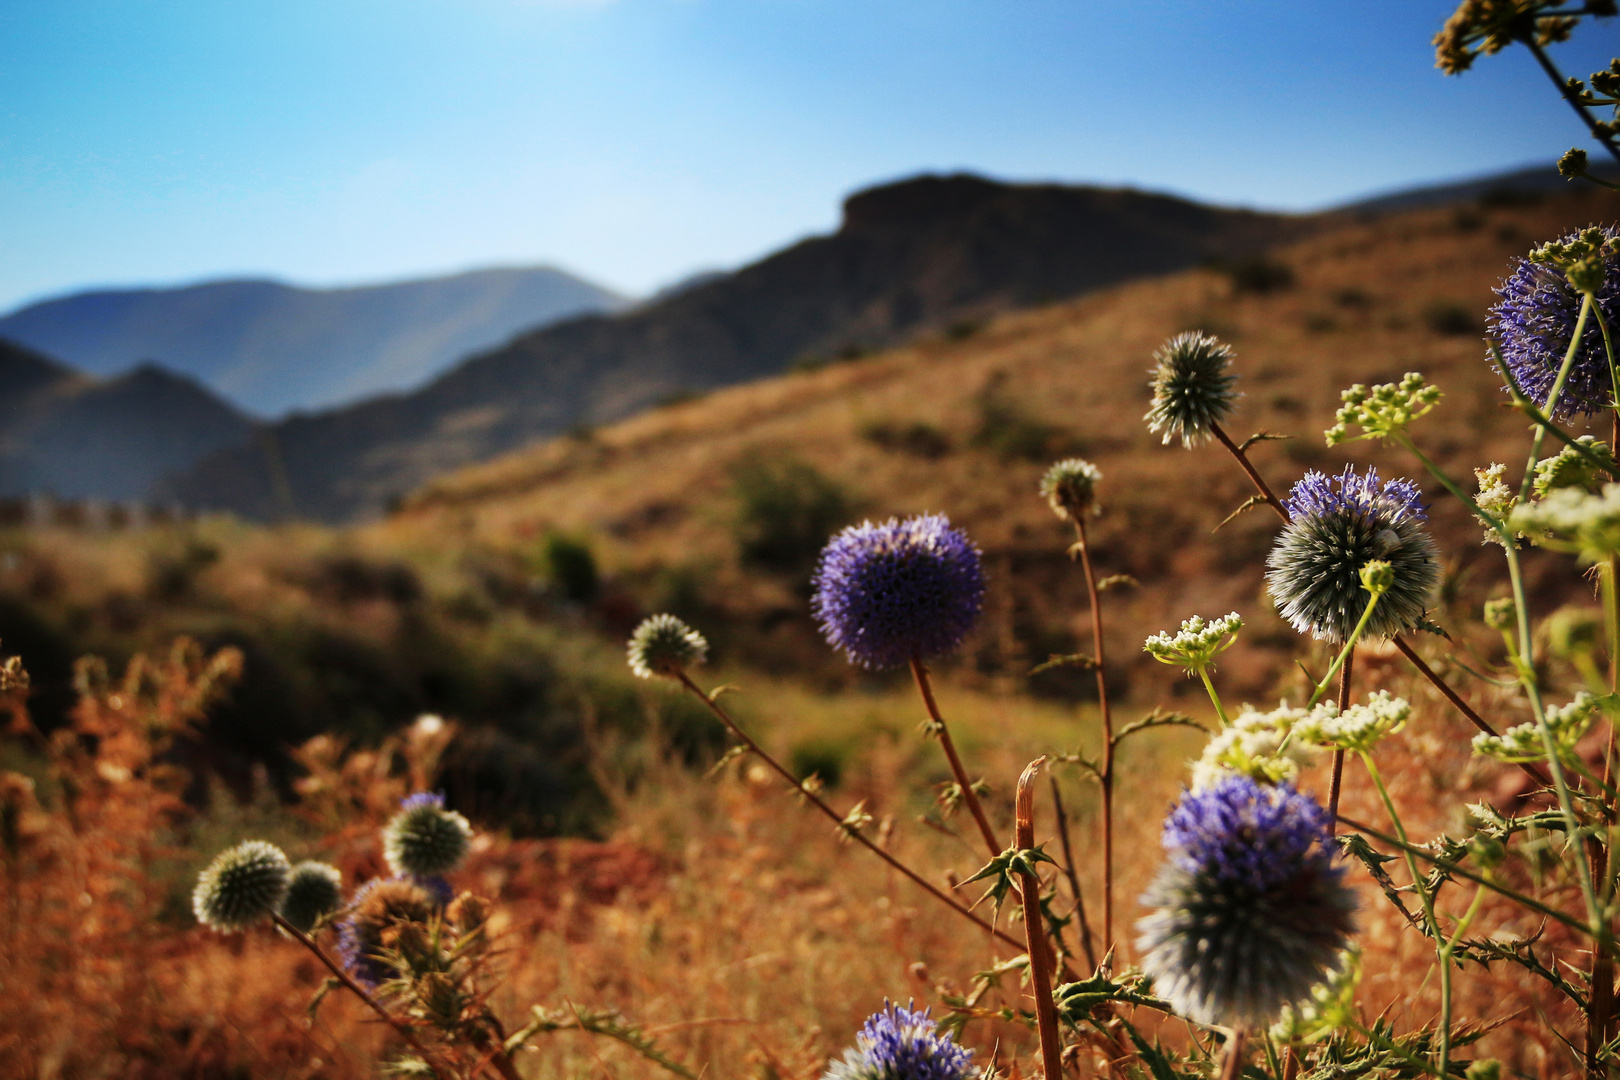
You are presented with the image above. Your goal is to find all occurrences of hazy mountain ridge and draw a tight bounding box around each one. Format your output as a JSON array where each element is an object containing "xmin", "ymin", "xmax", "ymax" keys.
[
  {"xmin": 0, "ymin": 267, "xmax": 626, "ymax": 417},
  {"xmin": 0, "ymin": 339, "xmax": 253, "ymax": 501},
  {"xmin": 167, "ymin": 172, "xmax": 1320, "ymax": 522}
]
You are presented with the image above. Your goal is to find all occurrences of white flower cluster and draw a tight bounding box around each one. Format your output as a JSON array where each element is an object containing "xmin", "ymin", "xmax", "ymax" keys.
[
  {"xmin": 1191, "ymin": 703, "xmax": 1316, "ymax": 790},
  {"xmin": 1473, "ymin": 692, "xmax": 1604, "ymax": 763},
  {"xmin": 1143, "ymin": 612, "xmax": 1244, "ymax": 673},
  {"xmin": 1474, "ymin": 464, "xmax": 1519, "ymax": 547},
  {"xmin": 1292, "ymin": 691, "xmax": 1411, "ymax": 753},
  {"xmin": 1507, "ymin": 484, "xmax": 1620, "ymax": 562}
]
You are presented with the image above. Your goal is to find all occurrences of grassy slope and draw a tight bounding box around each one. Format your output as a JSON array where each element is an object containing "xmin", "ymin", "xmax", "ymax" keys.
[{"xmin": 390, "ymin": 186, "xmax": 1620, "ymax": 706}]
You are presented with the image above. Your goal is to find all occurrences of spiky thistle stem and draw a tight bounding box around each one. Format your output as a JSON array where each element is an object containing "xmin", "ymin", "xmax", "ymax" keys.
[
  {"xmin": 1016, "ymin": 761, "xmax": 1065, "ymax": 1080},
  {"xmin": 910, "ymin": 658, "xmax": 1001, "ymax": 859}
]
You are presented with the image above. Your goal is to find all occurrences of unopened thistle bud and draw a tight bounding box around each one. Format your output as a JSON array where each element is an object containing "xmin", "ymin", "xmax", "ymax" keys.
[
  {"xmin": 279, "ymin": 861, "xmax": 344, "ymax": 934},
  {"xmin": 1359, "ymin": 559, "xmax": 1394, "ymax": 595},
  {"xmin": 1144, "ymin": 332, "xmax": 1239, "ymax": 447},
  {"xmin": 811, "ymin": 515, "xmax": 985, "ymax": 670},
  {"xmin": 193, "ymin": 840, "xmax": 291, "ymax": 933},
  {"xmin": 338, "ymin": 877, "xmax": 437, "ymax": 987},
  {"xmin": 626, "ymin": 614, "xmax": 709, "ymax": 679},
  {"xmin": 1266, "ymin": 467, "xmax": 1440, "ymax": 642},
  {"xmin": 1039, "ymin": 458, "xmax": 1101, "ymax": 522},
  {"xmin": 1137, "ymin": 776, "xmax": 1356, "ymax": 1029},
  {"xmin": 383, "ymin": 793, "xmax": 472, "ymax": 879},
  {"xmin": 1560, "ymin": 147, "xmax": 1590, "ymax": 179},
  {"xmin": 821, "ymin": 1001, "xmax": 976, "ymax": 1080},
  {"xmin": 1483, "ymin": 597, "xmax": 1517, "ymax": 631}
]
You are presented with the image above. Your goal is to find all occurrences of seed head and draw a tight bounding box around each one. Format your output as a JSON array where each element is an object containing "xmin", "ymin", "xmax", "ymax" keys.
[
  {"xmin": 627, "ymin": 614, "xmax": 709, "ymax": 679},
  {"xmin": 1039, "ymin": 458, "xmax": 1102, "ymax": 522},
  {"xmin": 1137, "ymin": 776, "xmax": 1356, "ymax": 1029},
  {"xmin": 1145, "ymin": 332, "xmax": 1239, "ymax": 447},
  {"xmin": 337, "ymin": 877, "xmax": 437, "ymax": 987},
  {"xmin": 1490, "ymin": 227, "xmax": 1620, "ymax": 420},
  {"xmin": 383, "ymin": 792, "xmax": 473, "ymax": 879},
  {"xmin": 193, "ymin": 840, "xmax": 291, "ymax": 933},
  {"xmin": 821, "ymin": 1001, "xmax": 975, "ymax": 1080},
  {"xmin": 279, "ymin": 861, "xmax": 344, "ymax": 934},
  {"xmin": 811, "ymin": 515, "xmax": 985, "ymax": 670},
  {"xmin": 1266, "ymin": 467, "xmax": 1440, "ymax": 642}
]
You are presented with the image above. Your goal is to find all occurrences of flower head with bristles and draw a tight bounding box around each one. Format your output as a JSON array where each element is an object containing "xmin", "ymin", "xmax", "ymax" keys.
[
  {"xmin": 627, "ymin": 614, "xmax": 709, "ymax": 679},
  {"xmin": 279, "ymin": 861, "xmax": 344, "ymax": 934},
  {"xmin": 1191, "ymin": 703, "xmax": 1314, "ymax": 791},
  {"xmin": 1039, "ymin": 458, "xmax": 1102, "ymax": 523},
  {"xmin": 1490, "ymin": 226, "xmax": 1620, "ymax": 420},
  {"xmin": 811, "ymin": 515, "xmax": 985, "ymax": 670},
  {"xmin": 383, "ymin": 792, "xmax": 472, "ymax": 879},
  {"xmin": 193, "ymin": 840, "xmax": 291, "ymax": 933},
  {"xmin": 1266, "ymin": 467, "xmax": 1440, "ymax": 642},
  {"xmin": 1292, "ymin": 691, "xmax": 1411, "ymax": 753},
  {"xmin": 337, "ymin": 877, "xmax": 438, "ymax": 987},
  {"xmin": 1143, "ymin": 613, "xmax": 1244, "ymax": 675},
  {"xmin": 1145, "ymin": 332, "xmax": 1239, "ymax": 448},
  {"xmin": 1137, "ymin": 776, "xmax": 1357, "ymax": 1029},
  {"xmin": 821, "ymin": 1002, "xmax": 975, "ymax": 1080}
]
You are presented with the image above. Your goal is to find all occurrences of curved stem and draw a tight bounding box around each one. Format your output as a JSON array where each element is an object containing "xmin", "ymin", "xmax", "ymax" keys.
[
  {"xmin": 271, "ymin": 912, "xmax": 449, "ymax": 1079},
  {"xmin": 1073, "ymin": 516, "xmax": 1116, "ymax": 949},
  {"xmin": 910, "ymin": 658, "xmax": 1001, "ymax": 858},
  {"xmin": 673, "ymin": 670, "xmax": 1030, "ymax": 956},
  {"xmin": 1197, "ymin": 667, "xmax": 1229, "ymax": 727},
  {"xmin": 1210, "ymin": 421, "xmax": 1289, "ymax": 520},
  {"xmin": 1016, "ymin": 761, "xmax": 1065, "ymax": 1080}
]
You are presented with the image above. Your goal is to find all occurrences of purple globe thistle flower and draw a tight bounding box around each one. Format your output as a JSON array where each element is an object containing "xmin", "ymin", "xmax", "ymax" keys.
[
  {"xmin": 336, "ymin": 877, "xmax": 437, "ymax": 987},
  {"xmin": 1137, "ymin": 775, "xmax": 1356, "ymax": 1029},
  {"xmin": 1490, "ymin": 227, "xmax": 1620, "ymax": 419},
  {"xmin": 821, "ymin": 1002, "xmax": 975, "ymax": 1080},
  {"xmin": 1266, "ymin": 466, "xmax": 1439, "ymax": 642},
  {"xmin": 811, "ymin": 515, "xmax": 985, "ymax": 671}
]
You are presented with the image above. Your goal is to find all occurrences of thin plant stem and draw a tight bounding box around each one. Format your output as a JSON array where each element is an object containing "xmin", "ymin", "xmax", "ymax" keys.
[
  {"xmin": 1436, "ymin": 880, "xmax": 1490, "ymax": 1078},
  {"xmin": 910, "ymin": 658, "xmax": 1001, "ymax": 858},
  {"xmin": 1524, "ymin": 37, "xmax": 1620, "ymax": 167},
  {"xmin": 1307, "ymin": 595, "xmax": 1380, "ymax": 709},
  {"xmin": 1197, "ymin": 667, "xmax": 1229, "ymax": 727},
  {"xmin": 673, "ymin": 670, "xmax": 1031, "ymax": 956},
  {"xmin": 1218, "ymin": 1029, "xmax": 1247, "ymax": 1080},
  {"xmin": 1519, "ymin": 292, "xmax": 1593, "ymax": 502},
  {"xmin": 1209, "ymin": 421, "xmax": 1288, "ymax": 520},
  {"xmin": 270, "ymin": 912, "xmax": 451, "ymax": 1080},
  {"xmin": 1015, "ymin": 761, "xmax": 1065, "ymax": 1080},
  {"xmin": 1391, "ymin": 636, "xmax": 1552, "ymax": 788},
  {"xmin": 1072, "ymin": 516, "xmax": 1116, "ymax": 949},
  {"xmin": 1327, "ymin": 648, "xmax": 1355, "ymax": 822},
  {"xmin": 1049, "ymin": 774, "xmax": 1099, "ymax": 970}
]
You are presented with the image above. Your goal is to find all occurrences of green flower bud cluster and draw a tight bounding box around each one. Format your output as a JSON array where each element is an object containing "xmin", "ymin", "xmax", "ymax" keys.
[
  {"xmin": 1533, "ymin": 437, "xmax": 1617, "ymax": 498},
  {"xmin": 1483, "ymin": 597, "xmax": 1517, "ymax": 631},
  {"xmin": 1433, "ymin": 0, "xmax": 1591, "ymax": 76},
  {"xmin": 1560, "ymin": 147, "xmax": 1590, "ymax": 179},
  {"xmin": 1359, "ymin": 559, "xmax": 1394, "ymax": 595},
  {"xmin": 1143, "ymin": 612, "xmax": 1244, "ymax": 674},
  {"xmin": 1507, "ymin": 483, "xmax": 1620, "ymax": 562},
  {"xmin": 1190, "ymin": 703, "xmax": 1314, "ymax": 791},
  {"xmin": 1473, "ymin": 692, "xmax": 1604, "ymax": 763},
  {"xmin": 1039, "ymin": 458, "xmax": 1102, "ymax": 522},
  {"xmin": 1292, "ymin": 691, "xmax": 1411, "ymax": 753},
  {"xmin": 1324, "ymin": 372, "xmax": 1442, "ymax": 447},
  {"xmin": 1530, "ymin": 225, "xmax": 1618, "ymax": 296},
  {"xmin": 627, "ymin": 614, "xmax": 710, "ymax": 679}
]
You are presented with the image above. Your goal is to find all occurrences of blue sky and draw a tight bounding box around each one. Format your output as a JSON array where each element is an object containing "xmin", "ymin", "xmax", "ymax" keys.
[{"xmin": 0, "ymin": 1, "xmax": 1616, "ymax": 312}]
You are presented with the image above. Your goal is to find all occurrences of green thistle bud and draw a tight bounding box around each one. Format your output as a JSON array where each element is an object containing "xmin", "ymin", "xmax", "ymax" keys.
[
  {"xmin": 1039, "ymin": 458, "xmax": 1102, "ymax": 522},
  {"xmin": 279, "ymin": 861, "xmax": 344, "ymax": 934},
  {"xmin": 626, "ymin": 613, "xmax": 709, "ymax": 679},
  {"xmin": 193, "ymin": 840, "xmax": 291, "ymax": 933},
  {"xmin": 383, "ymin": 793, "xmax": 473, "ymax": 879},
  {"xmin": 1467, "ymin": 834, "xmax": 1507, "ymax": 871},
  {"xmin": 1144, "ymin": 332, "xmax": 1239, "ymax": 448},
  {"xmin": 1483, "ymin": 597, "xmax": 1517, "ymax": 631},
  {"xmin": 1359, "ymin": 559, "xmax": 1394, "ymax": 595},
  {"xmin": 1545, "ymin": 604, "xmax": 1604, "ymax": 661},
  {"xmin": 1466, "ymin": 1059, "xmax": 1502, "ymax": 1080},
  {"xmin": 1560, "ymin": 147, "xmax": 1590, "ymax": 179}
]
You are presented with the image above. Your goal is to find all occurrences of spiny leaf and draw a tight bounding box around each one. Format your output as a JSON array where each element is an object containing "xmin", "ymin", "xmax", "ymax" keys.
[
  {"xmin": 1215, "ymin": 494, "xmax": 1270, "ymax": 532},
  {"xmin": 1239, "ymin": 430, "xmax": 1294, "ymax": 452},
  {"xmin": 1029, "ymin": 653, "xmax": 1097, "ymax": 676}
]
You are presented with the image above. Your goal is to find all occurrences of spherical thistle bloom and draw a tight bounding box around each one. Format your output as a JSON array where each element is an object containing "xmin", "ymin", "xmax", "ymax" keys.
[
  {"xmin": 383, "ymin": 792, "xmax": 473, "ymax": 879},
  {"xmin": 821, "ymin": 1002, "xmax": 975, "ymax": 1080},
  {"xmin": 193, "ymin": 839, "xmax": 291, "ymax": 933},
  {"xmin": 1137, "ymin": 775, "xmax": 1357, "ymax": 1029},
  {"xmin": 1039, "ymin": 458, "xmax": 1102, "ymax": 522},
  {"xmin": 1144, "ymin": 331, "xmax": 1239, "ymax": 448},
  {"xmin": 279, "ymin": 861, "xmax": 344, "ymax": 934},
  {"xmin": 627, "ymin": 613, "xmax": 709, "ymax": 679},
  {"xmin": 1266, "ymin": 466, "xmax": 1440, "ymax": 642},
  {"xmin": 811, "ymin": 515, "xmax": 985, "ymax": 671},
  {"xmin": 337, "ymin": 877, "xmax": 437, "ymax": 987},
  {"xmin": 1489, "ymin": 227, "xmax": 1620, "ymax": 420}
]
